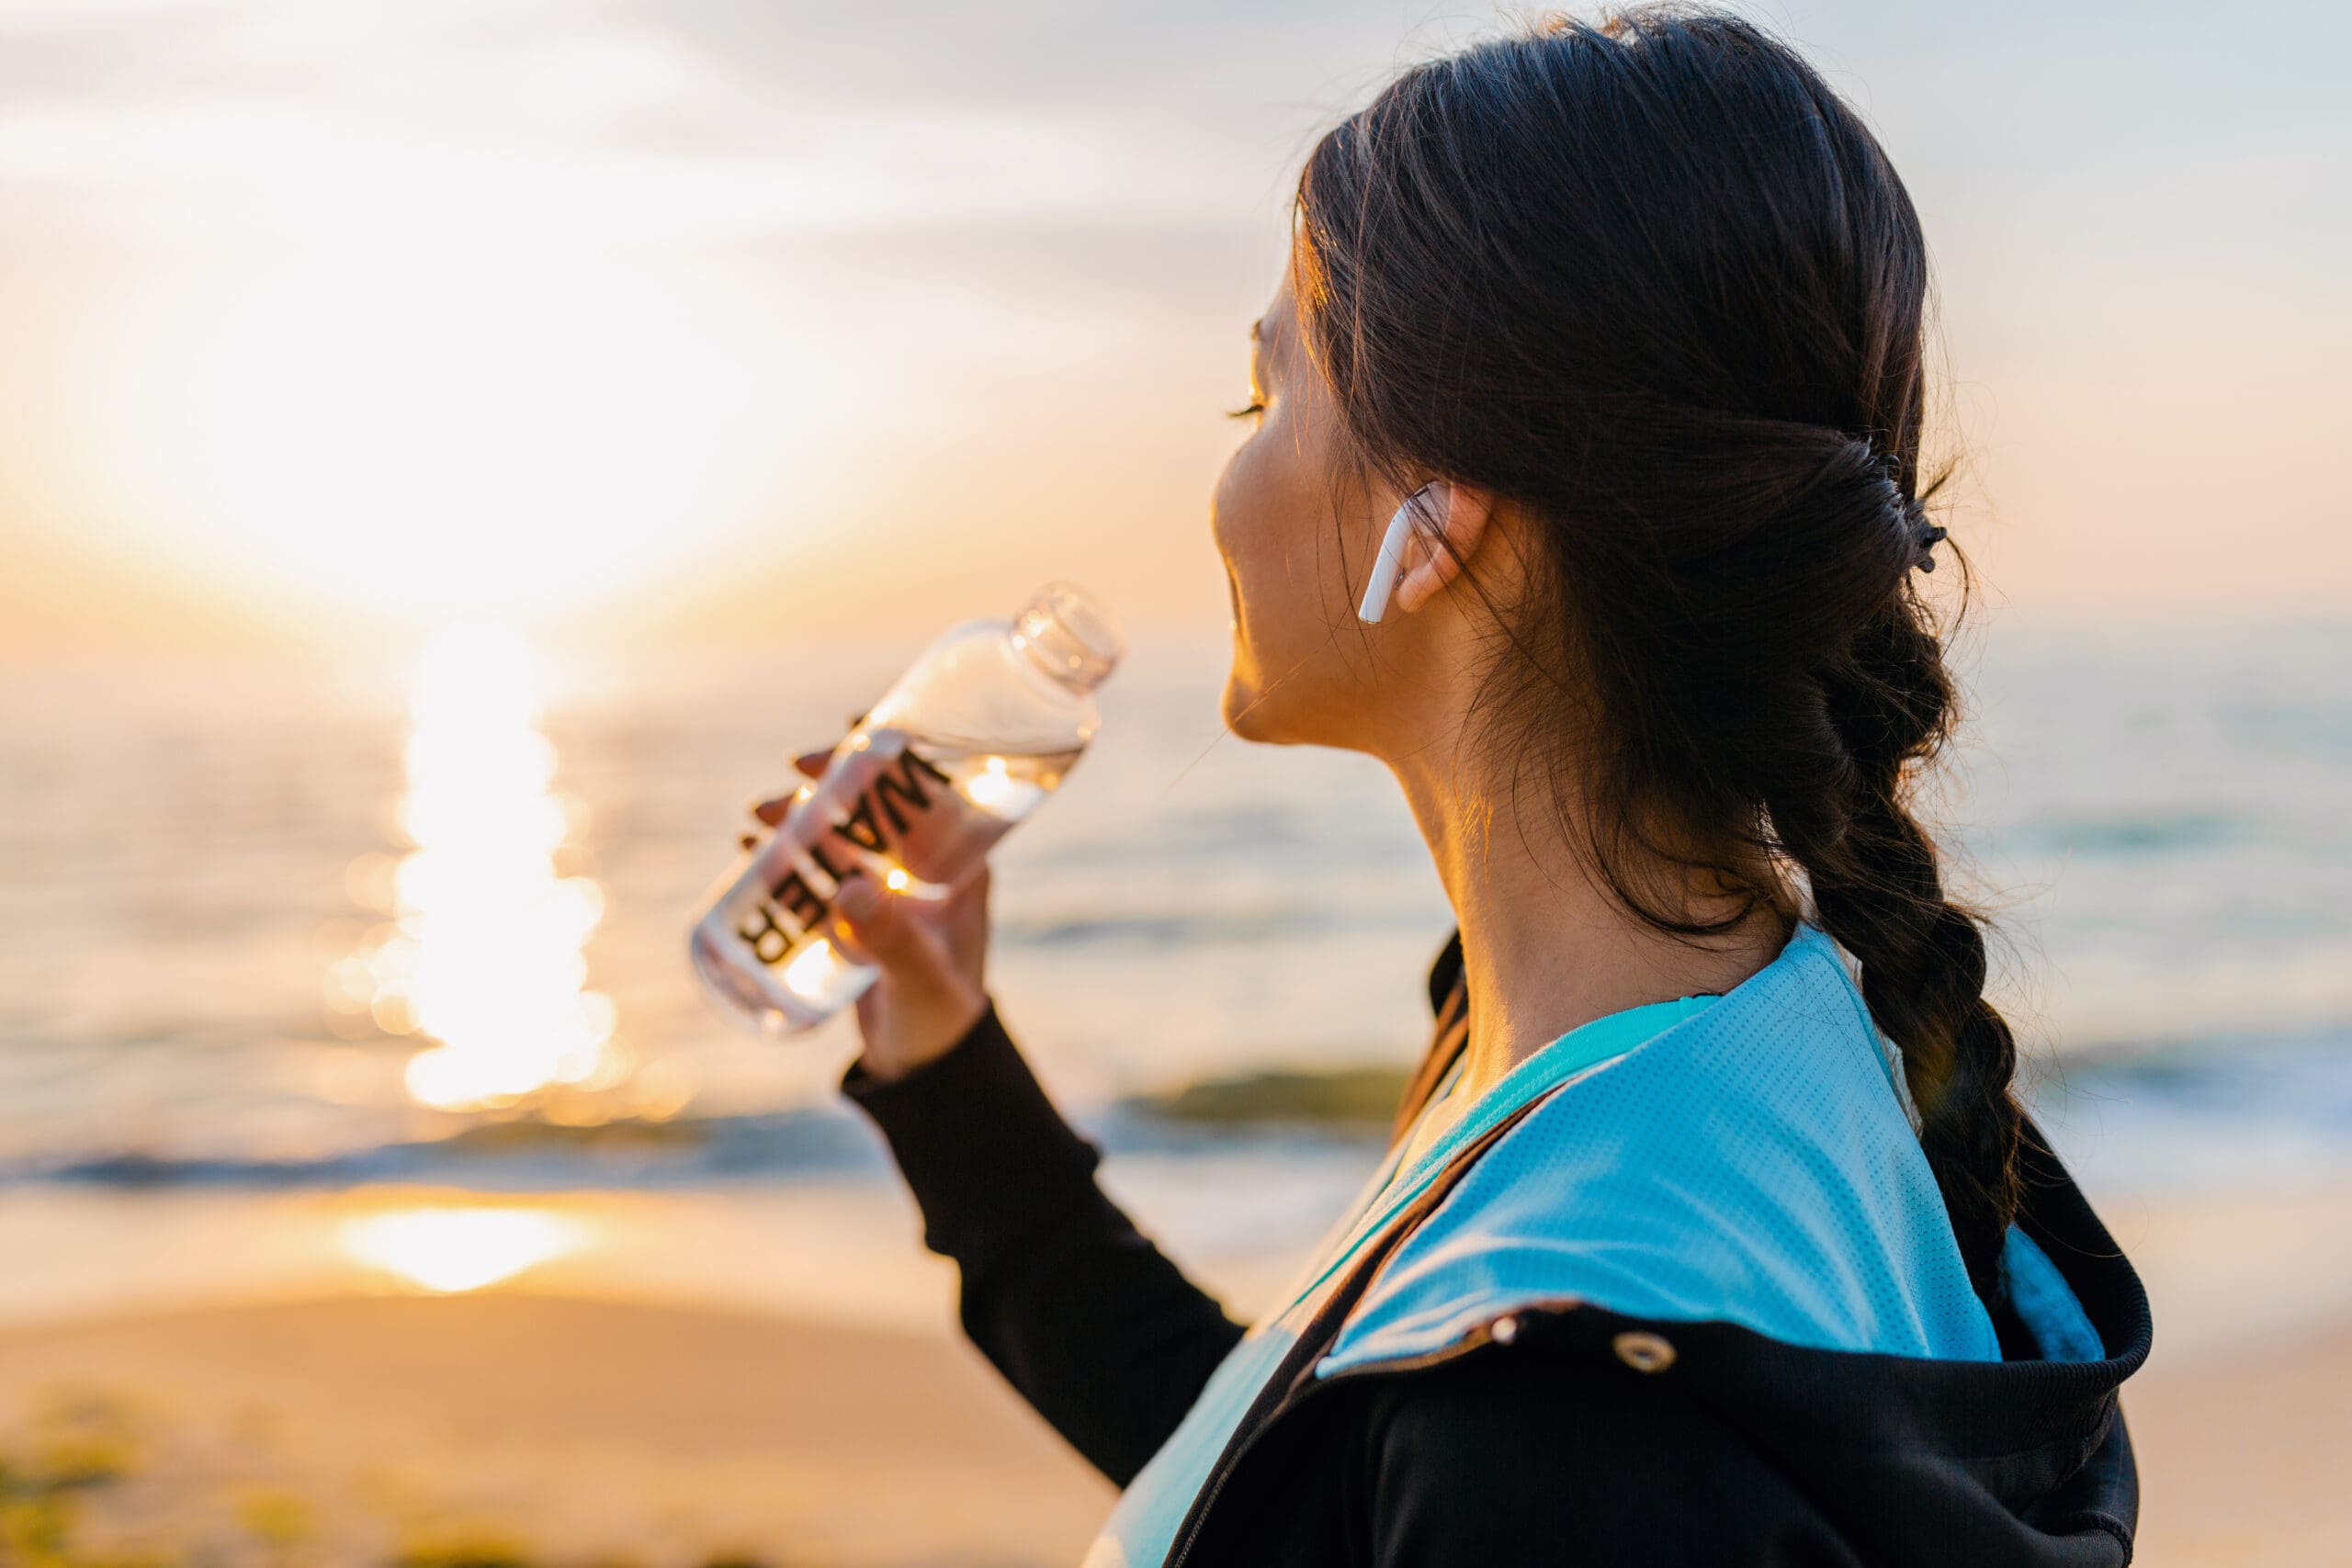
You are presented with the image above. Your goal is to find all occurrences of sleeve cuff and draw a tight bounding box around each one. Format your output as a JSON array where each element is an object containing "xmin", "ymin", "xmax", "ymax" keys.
[{"xmin": 839, "ymin": 998, "xmax": 1106, "ymax": 1262}]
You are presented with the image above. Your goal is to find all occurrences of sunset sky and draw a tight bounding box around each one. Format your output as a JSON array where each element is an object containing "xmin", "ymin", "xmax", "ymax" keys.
[{"xmin": 1, "ymin": 0, "xmax": 2344, "ymax": 668}]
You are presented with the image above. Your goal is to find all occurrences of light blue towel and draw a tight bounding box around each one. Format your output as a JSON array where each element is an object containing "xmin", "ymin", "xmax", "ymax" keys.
[{"xmin": 1323, "ymin": 919, "xmax": 2098, "ymax": 1372}]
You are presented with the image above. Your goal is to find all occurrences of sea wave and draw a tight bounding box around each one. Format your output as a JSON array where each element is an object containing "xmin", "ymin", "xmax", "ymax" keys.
[
  {"xmin": 0, "ymin": 1098, "xmax": 1392, "ymax": 1192},
  {"xmin": 6, "ymin": 1108, "xmax": 890, "ymax": 1190},
  {"xmin": 13, "ymin": 1023, "xmax": 2349, "ymax": 1200}
]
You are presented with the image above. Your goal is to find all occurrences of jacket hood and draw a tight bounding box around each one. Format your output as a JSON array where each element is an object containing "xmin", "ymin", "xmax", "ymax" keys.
[
  {"xmin": 1442, "ymin": 1132, "xmax": 2151, "ymax": 1564},
  {"xmin": 1312, "ymin": 919, "xmax": 2150, "ymax": 1563}
]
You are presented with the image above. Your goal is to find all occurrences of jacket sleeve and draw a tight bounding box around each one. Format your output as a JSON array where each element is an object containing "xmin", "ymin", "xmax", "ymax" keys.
[
  {"xmin": 841, "ymin": 998, "xmax": 1247, "ymax": 1486},
  {"xmin": 1340, "ymin": 1348, "xmax": 1855, "ymax": 1567}
]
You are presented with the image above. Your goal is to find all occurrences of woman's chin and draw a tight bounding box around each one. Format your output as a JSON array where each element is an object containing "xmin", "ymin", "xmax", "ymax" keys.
[
  {"xmin": 1218, "ymin": 661, "xmax": 1281, "ymax": 742},
  {"xmin": 1220, "ymin": 659, "xmax": 1307, "ymax": 745},
  {"xmin": 1218, "ymin": 669, "xmax": 1262, "ymax": 739}
]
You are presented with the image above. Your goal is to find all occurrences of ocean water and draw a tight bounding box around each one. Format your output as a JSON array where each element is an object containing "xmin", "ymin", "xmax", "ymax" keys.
[{"xmin": 3, "ymin": 615, "xmax": 2348, "ymax": 1224}]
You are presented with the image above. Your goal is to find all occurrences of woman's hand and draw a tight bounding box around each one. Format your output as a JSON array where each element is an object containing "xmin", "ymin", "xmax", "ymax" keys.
[{"xmin": 751, "ymin": 748, "xmax": 992, "ymax": 1082}]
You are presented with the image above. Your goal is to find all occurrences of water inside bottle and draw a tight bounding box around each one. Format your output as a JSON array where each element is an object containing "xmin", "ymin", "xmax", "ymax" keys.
[{"xmin": 689, "ymin": 732, "xmax": 1082, "ymax": 1036}]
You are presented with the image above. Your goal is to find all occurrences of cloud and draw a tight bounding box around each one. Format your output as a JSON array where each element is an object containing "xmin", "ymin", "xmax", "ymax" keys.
[{"xmin": 0, "ymin": 0, "xmax": 1380, "ymax": 254}]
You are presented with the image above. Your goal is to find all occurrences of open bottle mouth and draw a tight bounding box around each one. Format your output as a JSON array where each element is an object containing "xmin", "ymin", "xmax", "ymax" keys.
[{"xmin": 1012, "ymin": 581, "xmax": 1124, "ymax": 693}]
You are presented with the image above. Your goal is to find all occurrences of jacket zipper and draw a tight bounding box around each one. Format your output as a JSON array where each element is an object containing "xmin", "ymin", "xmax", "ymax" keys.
[
  {"xmin": 1161, "ymin": 1297, "xmax": 1584, "ymax": 1568},
  {"xmin": 1161, "ymin": 1089, "xmax": 1558, "ymax": 1567}
]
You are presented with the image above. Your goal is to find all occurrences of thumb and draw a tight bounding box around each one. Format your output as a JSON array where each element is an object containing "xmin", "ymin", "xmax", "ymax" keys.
[{"xmin": 831, "ymin": 875, "xmax": 949, "ymax": 980}]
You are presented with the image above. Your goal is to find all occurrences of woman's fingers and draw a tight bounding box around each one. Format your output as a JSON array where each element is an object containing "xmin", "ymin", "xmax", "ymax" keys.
[
  {"xmin": 944, "ymin": 862, "xmax": 991, "ymax": 909},
  {"xmin": 793, "ymin": 714, "xmax": 864, "ymax": 781},
  {"xmin": 831, "ymin": 877, "xmax": 945, "ymax": 981},
  {"xmin": 837, "ymin": 869, "xmax": 988, "ymax": 1080},
  {"xmin": 745, "ymin": 748, "xmax": 837, "ymax": 828},
  {"xmin": 942, "ymin": 863, "xmax": 991, "ymax": 952}
]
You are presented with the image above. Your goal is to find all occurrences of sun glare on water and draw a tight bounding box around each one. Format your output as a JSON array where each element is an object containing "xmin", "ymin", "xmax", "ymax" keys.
[
  {"xmin": 342, "ymin": 1206, "xmax": 588, "ymax": 1294},
  {"xmin": 345, "ymin": 623, "xmax": 620, "ymax": 1110}
]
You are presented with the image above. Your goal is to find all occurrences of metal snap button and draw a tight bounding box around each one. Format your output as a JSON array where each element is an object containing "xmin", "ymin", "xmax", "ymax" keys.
[
  {"xmin": 1612, "ymin": 1331, "xmax": 1677, "ymax": 1373},
  {"xmin": 1489, "ymin": 1314, "xmax": 1520, "ymax": 1346}
]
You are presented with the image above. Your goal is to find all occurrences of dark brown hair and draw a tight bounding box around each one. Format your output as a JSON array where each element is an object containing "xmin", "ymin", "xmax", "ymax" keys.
[{"xmin": 1294, "ymin": 5, "xmax": 2025, "ymax": 1301}]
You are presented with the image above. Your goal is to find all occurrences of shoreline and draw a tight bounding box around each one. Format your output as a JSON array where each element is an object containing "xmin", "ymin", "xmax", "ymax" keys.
[{"xmin": 7, "ymin": 1168, "xmax": 2350, "ymax": 1367}]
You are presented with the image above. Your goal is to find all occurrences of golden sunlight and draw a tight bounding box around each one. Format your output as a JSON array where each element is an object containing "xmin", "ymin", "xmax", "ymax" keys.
[
  {"xmin": 87, "ymin": 248, "xmax": 783, "ymax": 622},
  {"xmin": 341, "ymin": 1205, "xmax": 589, "ymax": 1294},
  {"xmin": 360, "ymin": 623, "xmax": 619, "ymax": 1110}
]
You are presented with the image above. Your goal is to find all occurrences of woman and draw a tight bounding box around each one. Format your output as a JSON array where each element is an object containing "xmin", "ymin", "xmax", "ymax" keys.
[{"xmin": 800, "ymin": 8, "xmax": 2150, "ymax": 1564}]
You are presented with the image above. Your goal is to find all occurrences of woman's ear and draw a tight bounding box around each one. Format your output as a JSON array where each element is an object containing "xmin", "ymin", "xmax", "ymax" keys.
[{"xmin": 1393, "ymin": 482, "xmax": 1496, "ymax": 615}]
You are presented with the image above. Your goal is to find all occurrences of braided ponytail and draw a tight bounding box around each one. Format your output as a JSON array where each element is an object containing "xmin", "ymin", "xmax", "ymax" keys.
[
  {"xmin": 1292, "ymin": 6, "xmax": 2032, "ymax": 1305},
  {"xmin": 1787, "ymin": 481, "xmax": 2027, "ymax": 1301}
]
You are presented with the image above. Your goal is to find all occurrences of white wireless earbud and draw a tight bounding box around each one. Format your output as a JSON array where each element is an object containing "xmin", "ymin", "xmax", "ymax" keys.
[{"xmin": 1358, "ymin": 485, "xmax": 1439, "ymax": 624}]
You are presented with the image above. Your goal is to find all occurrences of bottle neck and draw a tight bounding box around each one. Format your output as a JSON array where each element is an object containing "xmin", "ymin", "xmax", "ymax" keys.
[{"xmin": 1008, "ymin": 581, "xmax": 1122, "ymax": 694}]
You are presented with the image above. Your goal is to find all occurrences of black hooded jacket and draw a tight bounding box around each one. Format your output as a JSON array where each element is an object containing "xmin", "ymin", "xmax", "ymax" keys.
[{"xmin": 842, "ymin": 931, "xmax": 2151, "ymax": 1565}]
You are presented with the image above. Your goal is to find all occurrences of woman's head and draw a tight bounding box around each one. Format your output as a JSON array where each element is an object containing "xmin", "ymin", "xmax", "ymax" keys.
[{"xmin": 1211, "ymin": 4, "xmax": 2025, "ymax": 1301}]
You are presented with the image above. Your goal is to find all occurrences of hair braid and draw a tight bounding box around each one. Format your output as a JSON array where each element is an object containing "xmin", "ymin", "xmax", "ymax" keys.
[{"xmin": 1798, "ymin": 601, "xmax": 2026, "ymax": 1301}]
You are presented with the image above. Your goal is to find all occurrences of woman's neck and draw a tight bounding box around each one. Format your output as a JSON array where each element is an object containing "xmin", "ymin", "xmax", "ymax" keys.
[{"xmin": 1386, "ymin": 743, "xmax": 1792, "ymax": 1103}]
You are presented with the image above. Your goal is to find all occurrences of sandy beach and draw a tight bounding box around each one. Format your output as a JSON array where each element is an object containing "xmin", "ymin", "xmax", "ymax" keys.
[
  {"xmin": 0, "ymin": 1293, "xmax": 1113, "ymax": 1567},
  {"xmin": 1, "ymin": 1289, "xmax": 2342, "ymax": 1568},
  {"xmin": 2124, "ymin": 1316, "xmax": 2352, "ymax": 1568}
]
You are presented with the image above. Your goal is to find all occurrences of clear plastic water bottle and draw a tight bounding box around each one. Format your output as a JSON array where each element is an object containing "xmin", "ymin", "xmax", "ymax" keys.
[{"xmin": 690, "ymin": 581, "xmax": 1123, "ymax": 1037}]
